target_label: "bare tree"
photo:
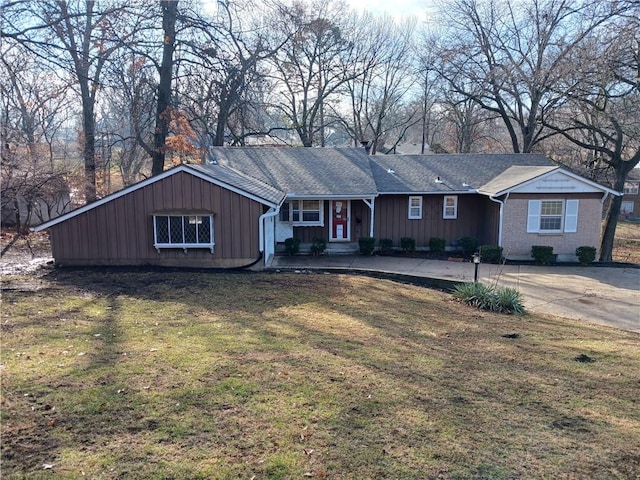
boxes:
[541,7,640,261]
[145,0,177,175]
[435,0,619,153]
[341,15,420,154]
[1,0,132,202]
[0,42,74,231]
[266,0,357,147]
[178,0,279,148]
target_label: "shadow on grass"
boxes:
[2,267,638,478]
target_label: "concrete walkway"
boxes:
[269,255,640,333]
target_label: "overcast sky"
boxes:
[346,0,435,20]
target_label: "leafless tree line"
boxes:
[1,0,638,259]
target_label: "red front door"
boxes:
[329,200,350,241]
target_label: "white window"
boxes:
[623,182,639,195]
[408,196,423,219]
[621,201,634,214]
[443,196,458,219]
[153,215,214,252]
[527,199,579,233]
[279,200,324,226]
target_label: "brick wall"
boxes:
[502,195,603,260]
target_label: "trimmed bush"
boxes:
[284,237,300,255]
[379,238,393,253]
[531,245,555,265]
[576,246,597,265]
[459,236,478,256]
[310,237,326,256]
[452,282,525,314]
[479,245,503,264]
[429,237,446,253]
[400,237,416,252]
[358,236,376,255]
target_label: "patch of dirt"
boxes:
[0,232,53,277]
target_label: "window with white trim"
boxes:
[279,200,324,226]
[408,196,422,219]
[443,196,458,219]
[153,215,214,252]
[621,200,634,214]
[623,182,639,195]
[527,199,579,233]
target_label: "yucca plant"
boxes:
[452,282,525,315]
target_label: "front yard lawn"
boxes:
[1,270,639,479]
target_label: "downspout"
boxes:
[259,205,281,265]
[488,192,509,247]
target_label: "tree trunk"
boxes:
[599,193,621,262]
[151,0,178,176]
[80,84,97,202]
[599,164,634,262]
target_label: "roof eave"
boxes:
[31,164,283,232]
[379,190,478,195]
[478,167,622,197]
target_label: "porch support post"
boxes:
[362,197,376,238]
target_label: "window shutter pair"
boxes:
[527,200,578,233]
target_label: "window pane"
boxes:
[303,200,319,210]
[198,218,211,243]
[293,211,300,222]
[302,211,320,222]
[445,197,455,207]
[279,202,290,221]
[445,207,456,217]
[410,207,420,217]
[410,197,421,207]
[541,201,562,216]
[169,216,183,243]
[184,217,197,243]
[156,216,169,243]
[540,217,562,230]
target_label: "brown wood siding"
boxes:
[374,194,499,248]
[49,171,267,267]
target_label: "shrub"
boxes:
[531,245,555,265]
[493,287,526,314]
[358,236,375,255]
[452,282,525,314]
[310,237,326,256]
[400,237,416,252]
[379,238,393,253]
[576,246,596,265]
[459,236,478,256]
[429,237,446,253]
[284,237,300,255]
[479,245,503,264]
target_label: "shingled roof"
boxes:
[190,163,285,205]
[477,165,559,196]
[208,147,378,197]
[369,153,555,194]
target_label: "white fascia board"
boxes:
[479,168,621,197]
[32,165,280,232]
[285,194,378,199]
[379,190,477,195]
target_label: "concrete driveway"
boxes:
[270,255,640,333]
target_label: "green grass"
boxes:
[1,270,639,479]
